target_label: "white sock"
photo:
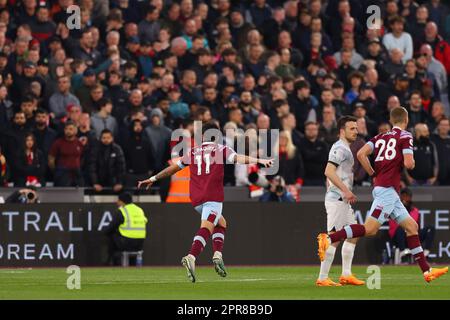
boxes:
[319,245,336,280]
[341,241,356,277]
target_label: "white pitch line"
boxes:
[88,278,291,285]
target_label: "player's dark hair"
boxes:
[202,121,220,134]
[201,121,220,142]
[337,116,357,130]
[390,107,408,125]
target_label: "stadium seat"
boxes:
[121,250,144,267]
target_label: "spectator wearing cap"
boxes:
[138,40,153,78]
[406,123,439,186]
[123,36,141,67]
[382,15,413,63]
[351,82,380,123]
[362,37,390,80]
[391,72,412,106]
[69,56,113,93]
[287,79,318,133]
[49,75,80,121]
[138,4,161,44]
[168,84,190,120]
[431,117,450,185]
[30,3,56,42]
[91,98,118,140]
[353,102,378,137]
[48,121,84,187]
[74,67,97,110]
[11,60,45,103]
[88,129,126,193]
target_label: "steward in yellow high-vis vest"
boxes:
[118,203,148,239]
[105,192,148,265]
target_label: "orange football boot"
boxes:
[339,274,365,286]
[424,267,448,283]
[316,278,342,287]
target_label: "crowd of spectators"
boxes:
[1,0,450,200]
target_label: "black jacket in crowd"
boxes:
[89,142,126,187]
[298,137,328,185]
[13,149,46,187]
[431,134,450,185]
[408,137,439,181]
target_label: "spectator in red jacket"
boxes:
[423,22,450,95]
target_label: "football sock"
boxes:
[341,241,356,277]
[212,226,226,253]
[407,234,430,273]
[329,224,366,243]
[318,245,336,280]
[189,227,211,258]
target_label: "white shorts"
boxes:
[194,201,223,226]
[325,199,357,232]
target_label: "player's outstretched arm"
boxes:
[324,162,357,204]
[234,154,274,168]
[357,144,375,177]
[137,162,182,190]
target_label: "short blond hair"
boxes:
[390,107,408,125]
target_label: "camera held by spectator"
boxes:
[260,176,295,202]
[5,188,39,204]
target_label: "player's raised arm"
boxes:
[234,154,274,168]
[357,143,375,177]
[137,161,183,190]
[324,162,356,204]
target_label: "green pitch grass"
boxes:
[0,266,449,300]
